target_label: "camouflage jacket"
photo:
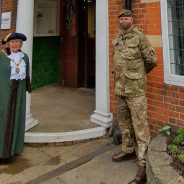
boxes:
[112,25,157,97]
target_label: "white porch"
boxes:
[16,0,113,143]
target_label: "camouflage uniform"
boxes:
[112,24,157,166]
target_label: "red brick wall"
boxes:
[0,0,16,49]
[109,0,184,136]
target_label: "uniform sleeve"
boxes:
[139,34,157,73]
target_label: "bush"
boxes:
[160,126,184,165]
[174,128,184,145]
[178,154,184,164]
[168,144,179,156]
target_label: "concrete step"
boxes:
[25,127,107,143]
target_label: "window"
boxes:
[34,0,59,36]
[161,0,184,86]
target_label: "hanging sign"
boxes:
[1,12,11,29]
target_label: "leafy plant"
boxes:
[166,127,184,174]
[159,125,171,136]
[168,144,179,156]
[174,128,184,144]
[178,154,184,164]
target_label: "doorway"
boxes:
[25,0,112,139]
[30,0,97,133]
[61,0,96,88]
[78,0,96,88]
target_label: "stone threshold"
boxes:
[24,127,107,144]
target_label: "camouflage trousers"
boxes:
[116,95,150,166]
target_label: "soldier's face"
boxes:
[119,17,133,30]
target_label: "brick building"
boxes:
[109,0,184,136]
[0,0,184,141]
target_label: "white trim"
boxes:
[90,0,113,127]
[16,0,38,130]
[161,0,184,86]
[24,127,106,143]
[25,113,38,131]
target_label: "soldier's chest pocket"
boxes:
[126,42,141,60]
[114,43,124,52]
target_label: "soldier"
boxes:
[112,9,157,183]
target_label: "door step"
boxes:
[25,127,106,144]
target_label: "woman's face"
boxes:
[8,39,22,53]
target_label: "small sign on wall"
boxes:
[1,12,11,29]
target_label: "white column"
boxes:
[16,0,38,131]
[90,0,113,128]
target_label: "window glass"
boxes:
[168,0,184,76]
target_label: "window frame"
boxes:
[160,0,184,86]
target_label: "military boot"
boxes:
[134,166,146,184]
[112,151,136,162]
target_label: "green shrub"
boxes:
[168,144,179,156]
[159,125,171,136]
[174,128,184,144]
[162,126,184,165]
[178,154,184,164]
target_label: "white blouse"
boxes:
[8,52,26,80]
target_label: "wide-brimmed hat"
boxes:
[2,32,27,44]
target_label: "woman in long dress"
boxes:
[0,32,31,160]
